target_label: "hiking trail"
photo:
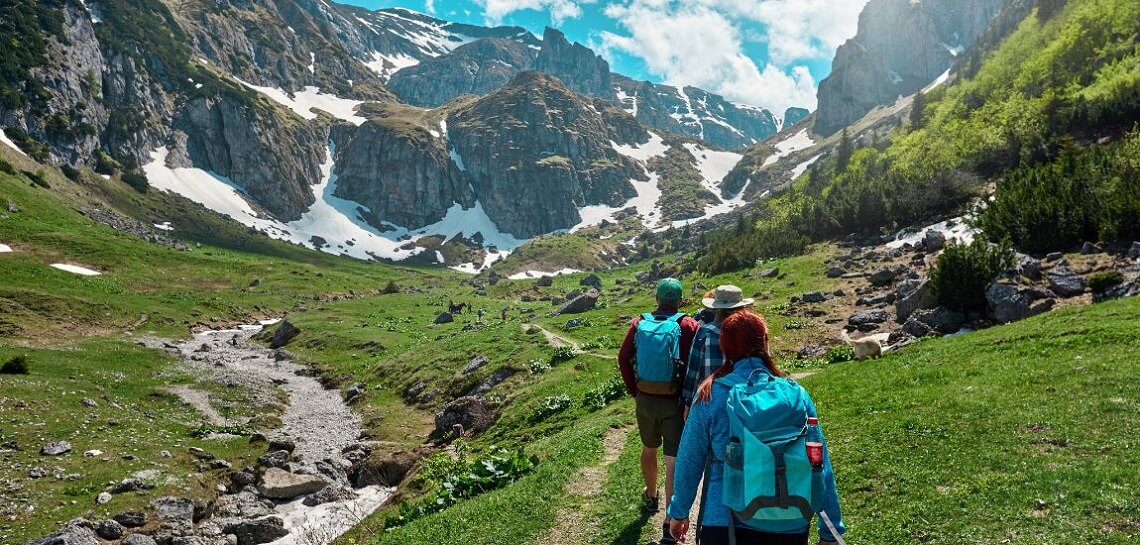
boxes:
[527,324,618,360]
[537,425,632,545]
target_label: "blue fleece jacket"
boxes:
[666,357,846,541]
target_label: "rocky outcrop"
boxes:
[986,274,1057,324]
[815,0,1011,135]
[554,289,600,315]
[449,72,643,237]
[26,518,100,545]
[257,468,328,499]
[783,107,810,128]
[330,105,474,229]
[388,39,538,107]
[435,396,496,436]
[612,75,779,150]
[535,28,615,101]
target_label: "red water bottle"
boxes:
[806,417,824,468]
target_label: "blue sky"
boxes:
[340,0,871,113]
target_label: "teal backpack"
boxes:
[634,312,685,395]
[718,369,824,527]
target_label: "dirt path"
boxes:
[538,425,632,545]
[527,324,618,360]
[162,385,227,425]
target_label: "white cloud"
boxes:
[424,0,435,14]
[599,2,821,113]
[474,0,593,25]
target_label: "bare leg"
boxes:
[664,455,677,514]
[641,446,659,498]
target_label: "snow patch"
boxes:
[924,69,951,93]
[307,52,315,74]
[762,129,816,167]
[0,130,27,157]
[790,154,823,181]
[507,269,580,280]
[682,143,741,187]
[886,215,977,249]
[611,133,669,163]
[272,485,393,545]
[365,52,419,81]
[0,243,12,253]
[51,264,102,276]
[234,78,366,125]
[154,222,174,231]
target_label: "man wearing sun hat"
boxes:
[618,278,700,544]
[680,285,754,415]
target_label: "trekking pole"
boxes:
[818,510,847,545]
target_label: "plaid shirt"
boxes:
[680,323,724,407]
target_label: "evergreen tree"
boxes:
[910,90,927,130]
[836,128,853,173]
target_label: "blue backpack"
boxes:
[718,369,824,526]
[634,312,685,395]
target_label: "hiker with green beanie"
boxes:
[618,278,700,544]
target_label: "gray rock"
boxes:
[534,27,615,100]
[344,383,366,402]
[921,230,946,252]
[113,511,147,528]
[267,437,295,454]
[433,312,454,324]
[82,398,98,408]
[94,520,124,540]
[801,292,827,303]
[231,471,256,489]
[869,268,897,287]
[272,349,294,362]
[28,467,48,479]
[553,289,599,315]
[435,396,496,437]
[848,309,890,326]
[257,450,290,469]
[302,485,356,507]
[1018,255,1042,280]
[1081,241,1099,255]
[758,268,780,278]
[96,492,112,504]
[579,273,602,288]
[151,496,195,536]
[463,355,490,374]
[1046,269,1086,297]
[905,307,967,337]
[111,478,154,493]
[1129,242,1140,259]
[222,517,289,545]
[214,490,275,519]
[536,276,554,287]
[1045,252,1064,262]
[122,535,159,545]
[266,320,301,349]
[825,267,847,278]
[352,449,423,488]
[388,38,537,108]
[41,441,72,456]
[26,519,99,545]
[895,280,938,323]
[986,278,1057,323]
[257,468,328,500]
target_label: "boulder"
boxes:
[848,309,889,327]
[223,517,289,545]
[435,396,496,436]
[1045,252,1064,262]
[801,292,827,303]
[986,277,1057,324]
[797,345,828,360]
[96,492,112,504]
[257,450,290,469]
[903,307,966,337]
[433,312,454,324]
[895,280,938,323]
[266,320,301,349]
[267,437,296,454]
[257,468,328,500]
[151,496,195,536]
[553,289,599,315]
[94,520,124,540]
[536,276,554,287]
[1080,241,1099,255]
[344,383,366,402]
[1046,269,1086,297]
[352,449,423,487]
[579,274,602,288]
[41,441,72,456]
[113,511,148,528]
[1017,255,1042,281]
[27,519,100,545]
[303,485,356,507]
[214,490,275,519]
[825,267,847,278]
[869,268,897,287]
[463,355,490,373]
[122,535,159,545]
[1129,241,1140,259]
[921,230,946,252]
[758,268,780,278]
[1096,278,1140,302]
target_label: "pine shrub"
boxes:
[930,239,1015,312]
[1,355,29,375]
[1088,271,1124,293]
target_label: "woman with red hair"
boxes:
[666,310,846,545]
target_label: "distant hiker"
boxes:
[617,278,699,545]
[668,311,846,545]
[500,307,508,321]
[681,285,754,418]
[477,307,485,323]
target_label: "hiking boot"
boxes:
[660,521,677,545]
[642,489,659,514]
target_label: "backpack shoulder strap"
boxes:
[641,312,655,322]
[669,312,686,323]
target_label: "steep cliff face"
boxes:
[387,39,538,107]
[613,75,779,150]
[815,0,1010,136]
[330,103,475,229]
[534,28,616,102]
[449,72,642,237]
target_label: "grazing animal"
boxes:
[449,302,466,315]
[841,329,883,360]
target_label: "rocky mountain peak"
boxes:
[387,38,538,107]
[534,27,616,102]
[815,0,1010,135]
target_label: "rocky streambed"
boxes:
[28,321,393,545]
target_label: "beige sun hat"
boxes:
[701,285,754,309]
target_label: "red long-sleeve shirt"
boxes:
[617,306,700,399]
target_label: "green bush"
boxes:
[0,158,14,175]
[529,395,572,422]
[189,423,251,438]
[94,150,119,175]
[582,377,626,411]
[1,355,30,374]
[1088,271,1125,293]
[22,169,49,188]
[122,171,149,193]
[60,164,82,182]
[549,346,577,365]
[527,359,551,375]
[930,239,1015,312]
[825,346,856,365]
[381,280,400,294]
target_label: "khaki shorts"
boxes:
[635,394,683,457]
